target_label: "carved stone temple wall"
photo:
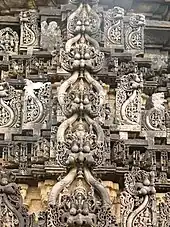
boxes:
[0,0,170,226]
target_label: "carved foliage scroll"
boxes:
[104,7,124,48]
[23,80,51,125]
[104,9,145,55]
[0,169,30,227]
[142,92,166,131]
[0,83,22,128]
[116,63,143,130]
[120,170,156,227]
[124,13,145,55]
[159,192,170,227]
[20,9,39,49]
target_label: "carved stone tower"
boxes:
[0,0,170,226]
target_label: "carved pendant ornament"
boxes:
[47,2,116,227]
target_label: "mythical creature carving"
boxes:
[125,13,145,55]
[143,92,166,131]
[0,27,19,54]
[116,64,143,129]
[23,79,51,125]
[20,10,39,50]
[0,82,22,128]
[120,170,156,227]
[104,7,124,48]
[41,21,62,52]
[0,169,30,227]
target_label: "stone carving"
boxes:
[120,170,156,227]
[66,2,101,38]
[0,83,22,128]
[111,140,127,166]
[69,0,99,5]
[47,2,116,226]
[159,192,170,227]
[143,92,166,131]
[31,137,50,164]
[125,13,145,55]
[20,9,39,50]
[23,79,51,125]
[116,63,143,130]
[48,177,116,227]
[3,142,20,168]
[0,169,30,226]
[104,7,124,48]
[3,143,29,174]
[0,27,19,54]
[41,21,62,52]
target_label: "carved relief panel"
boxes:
[20,9,40,51]
[23,80,52,133]
[41,20,62,52]
[0,83,22,139]
[124,13,145,55]
[120,170,157,227]
[115,62,143,131]
[0,27,19,54]
[104,7,124,49]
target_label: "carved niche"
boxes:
[0,169,30,227]
[120,169,157,227]
[47,1,117,227]
[0,27,19,54]
[104,7,124,49]
[20,10,39,50]
[115,62,143,131]
[23,80,51,127]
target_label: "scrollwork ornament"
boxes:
[104,7,124,48]
[125,13,145,55]
[120,169,156,227]
[143,92,166,131]
[23,80,51,124]
[0,169,30,227]
[116,69,143,128]
[20,9,39,49]
[0,83,22,128]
